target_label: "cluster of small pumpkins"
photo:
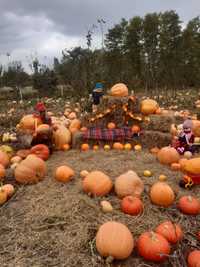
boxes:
[80,142,142,152]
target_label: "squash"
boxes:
[183,158,200,175]
[104,145,110,151]
[150,182,175,207]
[113,142,124,150]
[158,175,167,182]
[96,221,134,259]
[143,170,152,177]
[107,122,116,129]
[100,201,113,213]
[187,250,200,267]
[14,155,46,184]
[140,99,159,115]
[110,83,128,97]
[82,171,113,196]
[178,195,200,215]
[157,147,180,165]
[2,184,14,198]
[137,231,170,262]
[55,165,74,183]
[30,144,50,161]
[115,170,144,198]
[53,126,71,150]
[155,221,183,244]
[0,164,6,180]
[121,196,143,215]
[0,151,9,168]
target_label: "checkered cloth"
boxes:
[82,127,137,141]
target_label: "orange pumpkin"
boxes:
[55,166,74,183]
[115,170,144,198]
[81,143,90,151]
[171,163,181,171]
[131,125,140,134]
[96,221,134,259]
[178,195,200,215]
[30,144,50,161]
[183,158,200,175]
[62,144,70,151]
[179,158,188,171]
[93,145,99,151]
[16,149,31,159]
[2,184,14,198]
[107,122,116,129]
[0,187,7,205]
[0,151,9,168]
[0,164,5,180]
[192,120,200,137]
[36,124,50,134]
[155,221,183,244]
[137,231,170,262]
[15,155,46,184]
[187,250,200,267]
[157,147,180,165]
[82,171,113,196]
[140,99,159,115]
[124,143,132,150]
[121,196,143,215]
[53,126,71,150]
[113,142,124,150]
[80,127,88,132]
[150,182,175,207]
[110,83,128,97]
[19,114,42,132]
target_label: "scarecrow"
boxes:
[92,82,104,113]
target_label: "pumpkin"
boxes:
[69,119,81,132]
[124,143,132,150]
[194,137,200,143]
[178,195,200,215]
[104,145,110,151]
[100,200,113,213]
[179,158,188,171]
[30,144,50,161]
[184,151,192,159]
[155,221,183,244]
[80,170,89,178]
[96,221,134,259]
[157,147,180,165]
[55,165,74,183]
[0,164,5,180]
[0,151,9,168]
[19,114,42,131]
[134,144,142,151]
[150,182,175,207]
[192,120,200,137]
[93,145,99,151]
[53,126,71,150]
[183,158,200,175]
[62,144,70,151]
[81,143,90,151]
[107,122,116,129]
[110,83,128,97]
[10,156,22,164]
[82,171,113,196]
[140,99,159,115]
[131,125,140,134]
[187,250,200,267]
[80,127,88,132]
[171,163,181,171]
[68,112,77,120]
[143,170,152,177]
[158,175,167,182]
[0,187,7,205]
[0,145,14,159]
[121,196,143,215]
[137,231,170,262]
[113,142,124,150]
[2,184,14,198]
[150,147,160,155]
[16,149,31,159]
[36,124,50,134]
[115,170,144,198]
[15,155,46,184]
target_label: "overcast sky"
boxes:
[0,0,200,72]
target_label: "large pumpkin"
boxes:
[140,99,159,115]
[183,158,200,175]
[187,250,200,267]
[14,155,46,184]
[150,182,175,207]
[155,221,183,244]
[96,221,134,259]
[192,120,200,137]
[115,170,144,198]
[137,231,171,262]
[157,147,180,165]
[30,144,50,161]
[19,114,42,132]
[0,151,9,168]
[82,171,113,196]
[110,83,128,97]
[53,126,71,150]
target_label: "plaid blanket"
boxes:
[82,127,138,141]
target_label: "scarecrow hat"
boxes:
[93,82,103,92]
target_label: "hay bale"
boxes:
[141,114,175,132]
[141,130,171,148]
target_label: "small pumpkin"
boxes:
[0,187,7,205]
[53,126,71,150]
[124,143,132,150]
[80,170,89,178]
[150,182,175,207]
[131,125,140,134]
[96,221,134,259]
[0,151,9,168]
[93,145,99,151]
[30,144,50,161]
[104,145,110,151]
[107,122,116,129]
[140,99,159,115]
[158,175,167,182]
[187,250,200,267]
[178,195,200,215]
[113,142,124,150]
[137,231,170,262]
[100,200,113,213]
[143,170,152,177]
[157,146,180,165]
[115,170,144,199]
[110,83,128,97]
[62,144,70,151]
[81,143,90,151]
[82,171,113,196]
[121,196,143,215]
[0,164,6,180]
[171,163,181,171]
[155,221,183,244]
[184,151,192,159]
[134,144,142,151]
[55,165,74,183]
[2,184,14,198]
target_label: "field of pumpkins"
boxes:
[0,84,199,267]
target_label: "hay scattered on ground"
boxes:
[0,150,199,267]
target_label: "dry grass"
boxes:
[0,150,199,267]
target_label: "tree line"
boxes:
[0,10,200,97]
